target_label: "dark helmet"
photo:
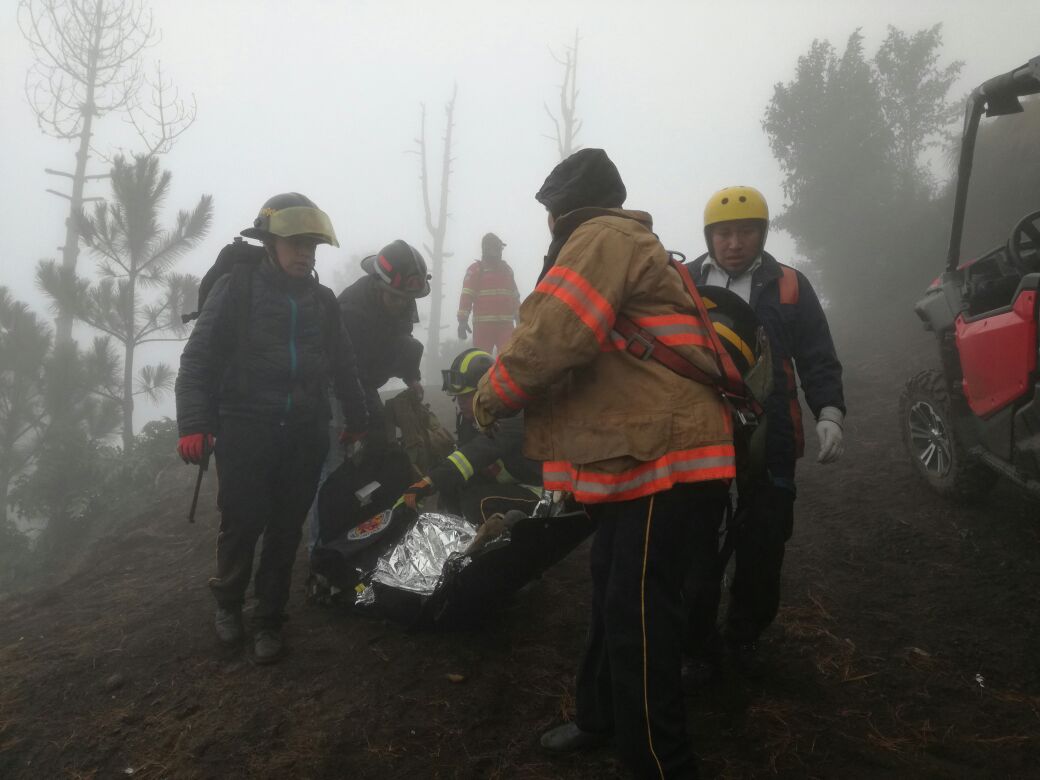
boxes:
[442,348,494,396]
[360,240,431,298]
[481,232,506,259]
[240,192,339,247]
[698,285,765,378]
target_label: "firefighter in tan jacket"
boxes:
[473,149,732,780]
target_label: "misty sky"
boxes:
[1,0,1038,427]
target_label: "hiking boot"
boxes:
[253,629,283,664]
[540,722,611,754]
[214,607,243,645]
[729,639,765,679]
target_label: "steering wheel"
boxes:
[1008,208,1040,271]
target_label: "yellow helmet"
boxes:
[703,186,769,227]
[703,186,769,258]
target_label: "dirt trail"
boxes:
[2,336,1039,779]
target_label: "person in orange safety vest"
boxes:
[456,232,520,353]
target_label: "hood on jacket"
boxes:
[539,207,652,283]
[535,148,627,218]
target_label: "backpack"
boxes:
[183,237,342,394]
[182,237,265,325]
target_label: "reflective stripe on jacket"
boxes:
[427,415,540,492]
[457,260,520,323]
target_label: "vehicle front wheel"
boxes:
[899,369,996,501]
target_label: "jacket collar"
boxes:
[689,251,784,308]
[555,206,652,233]
[701,254,763,281]
[540,207,653,282]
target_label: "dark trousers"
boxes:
[726,486,795,643]
[211,417,329,629]
[576,481,728,780]
[684,485,795,649]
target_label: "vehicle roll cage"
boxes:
[947,56,1040,272]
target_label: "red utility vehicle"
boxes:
[900,55,1040,499]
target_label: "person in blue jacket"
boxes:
[684,185,846,678]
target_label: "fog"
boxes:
[1,0,1037,430]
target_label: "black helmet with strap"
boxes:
[360,240,431,298]
[442,348,494,396]
[240,192,339,247]
[697,286,763,378]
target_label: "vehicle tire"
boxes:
[899,369,996,501]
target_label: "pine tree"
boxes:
[38,155,211,454]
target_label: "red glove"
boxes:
[401,476,435,510]
[339,430,367,445]
[177,433,214,464]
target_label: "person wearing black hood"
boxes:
[175,193,369,664]
[471,149,733,779]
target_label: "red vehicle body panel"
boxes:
[955,291,1038,417]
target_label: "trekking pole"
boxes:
[187,438,212,524]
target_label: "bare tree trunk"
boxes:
[24,0,193,344]
[545,30,583,161]
[416,85,457,372]
[55,0,104,344]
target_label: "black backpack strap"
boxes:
[228,262,254,396]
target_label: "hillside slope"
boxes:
[2,340,1039,779]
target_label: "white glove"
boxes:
[816,406,844,464]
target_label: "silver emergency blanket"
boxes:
[368,511,477,596]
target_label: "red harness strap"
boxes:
[612,259,763,419]
[778,265,799,305]
[611,316,719,386]
[672,260,749,396]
